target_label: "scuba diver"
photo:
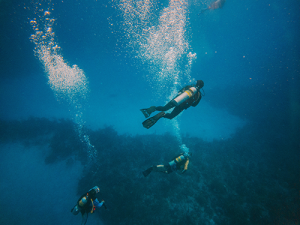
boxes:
[71,186,106,225]
[140,80,204,129]
[200,0,226,14]
[143,152,190,177]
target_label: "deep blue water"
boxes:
[0,0,299,224]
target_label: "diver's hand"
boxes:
[102,200,107,210]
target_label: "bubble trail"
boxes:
[29,2,97,162]
[118,0,197,151]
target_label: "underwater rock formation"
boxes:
[0,117,299,224]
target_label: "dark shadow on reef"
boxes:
[0,117,87,164]
[0,117,299,224]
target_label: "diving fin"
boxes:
[143,167,153,177]
[140,106,156,118]
[142,112,165,129]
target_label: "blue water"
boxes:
[0,0,299,224]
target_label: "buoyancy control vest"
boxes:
[168,154,187,171]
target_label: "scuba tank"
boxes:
[173,87,197,106]
[79,196,88,207]
[175,155,185,163]
[71,195,88,216]
[169,154,186,171]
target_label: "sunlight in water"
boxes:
[118,0,196,96]
[118,0,197,149]
[29,3,96,161]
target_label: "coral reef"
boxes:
[0,118,299,224]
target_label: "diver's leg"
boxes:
[142,100,176,118]
[155,100,176,111]
[164,106,184,119]
[153,165,169,173]
[140,106,156,118]
[81,213,88,225]
[165,164,174,174]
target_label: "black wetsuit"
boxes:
[76,190,98,225]
[77,190,97,215]
[154,153,190,174]
[155,85,202,119]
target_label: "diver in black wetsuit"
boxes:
[140,80,204,129]
[143,152,190,177]
[71,186,106,225]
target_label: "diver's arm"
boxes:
[182,158,189,173]
[93,199,104,208]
